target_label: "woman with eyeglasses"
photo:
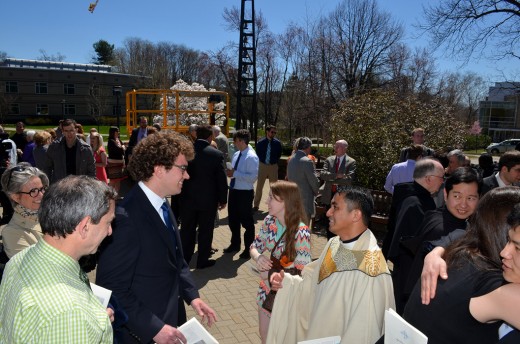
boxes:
[0,163,49,258]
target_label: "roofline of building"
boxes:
[0,58,149,78]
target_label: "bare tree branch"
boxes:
[421,0,520,62]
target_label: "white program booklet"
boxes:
[90,282,112,308]
[178,317,219,344]
[298,336,341,344]
[384,308,428,344]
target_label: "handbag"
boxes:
[106,158,126,179]
[261,235,301,312]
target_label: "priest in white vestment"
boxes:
[266,187,395,344]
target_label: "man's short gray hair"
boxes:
[447,149,466,165]
[297,137,312,150]
[189,124,198,133]
[212,125,221,135]
[413,159,440,179]
[336,139,348,148]
[39,175,117,238]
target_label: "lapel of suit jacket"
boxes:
[166,204,184,264]
[134,186,178,258]
[340,155,347,173]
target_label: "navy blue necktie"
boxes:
[230,152,242,189]
[266,140,271,164]
[161,201,177,248]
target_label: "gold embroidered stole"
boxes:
[318,232,390,283]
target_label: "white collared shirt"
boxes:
[138,181,169,226]
[496,172,509,187]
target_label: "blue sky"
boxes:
[0,0,516,84]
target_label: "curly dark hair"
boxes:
[127,131,194,182]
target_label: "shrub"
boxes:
[464,134,492,150]
[330,90,467,190]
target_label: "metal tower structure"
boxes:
[236,0,258,142]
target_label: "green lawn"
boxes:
[4,125,130,140]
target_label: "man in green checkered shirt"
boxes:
[0,176,116,343]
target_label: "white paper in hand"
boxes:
[90,283,112,308]
[178,317,219,344]
[298,336,341,344]
[384,308,427,344]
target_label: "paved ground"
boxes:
[180,182,329,344]
[85,180,328,344]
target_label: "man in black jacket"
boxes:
[180,125,228,269]
[381,158,445,313]
[481,150,520,195]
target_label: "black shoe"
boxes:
[239,250,250,259]
[196,260,216,269]
[210,248,219,256]
[223,246,240,254]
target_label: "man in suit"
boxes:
[398,128,433,163]
[44,118,95,184]
[180,125,228,269]
[96,131,217,344]
[188,124,198,144]
[287,137,319,223]
[481,150,520,195]
[319,139,356,207]
[224,129,259,259]
[212,125,229,161]
[253,124,283,211]
[125,116,148,162]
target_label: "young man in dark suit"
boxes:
[96,131,216,344]
[481,150,520,196]
[180,125,228,269]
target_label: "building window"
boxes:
[64,83,75,95]
[9,104,20,115]
[36,104,49,115]
[35,82,48,94]
[64,104,76,116]
[5,81,18,93]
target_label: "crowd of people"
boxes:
[0,119,519,343]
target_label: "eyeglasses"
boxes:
[6,166,26,189]
[269,131,277,135]
[18,186,47,198]
[172,164,188,175]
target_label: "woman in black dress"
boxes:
[403,187,520,344]
[106,126,126,192]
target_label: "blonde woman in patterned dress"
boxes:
[249,180,312,344]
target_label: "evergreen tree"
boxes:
[92,39,115,65]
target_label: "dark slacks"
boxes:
[228,189,255,250]
[180,207,217,265]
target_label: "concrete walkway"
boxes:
[182,182,328,343]
[83,180,328,344]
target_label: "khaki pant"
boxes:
[254,162,279,208]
